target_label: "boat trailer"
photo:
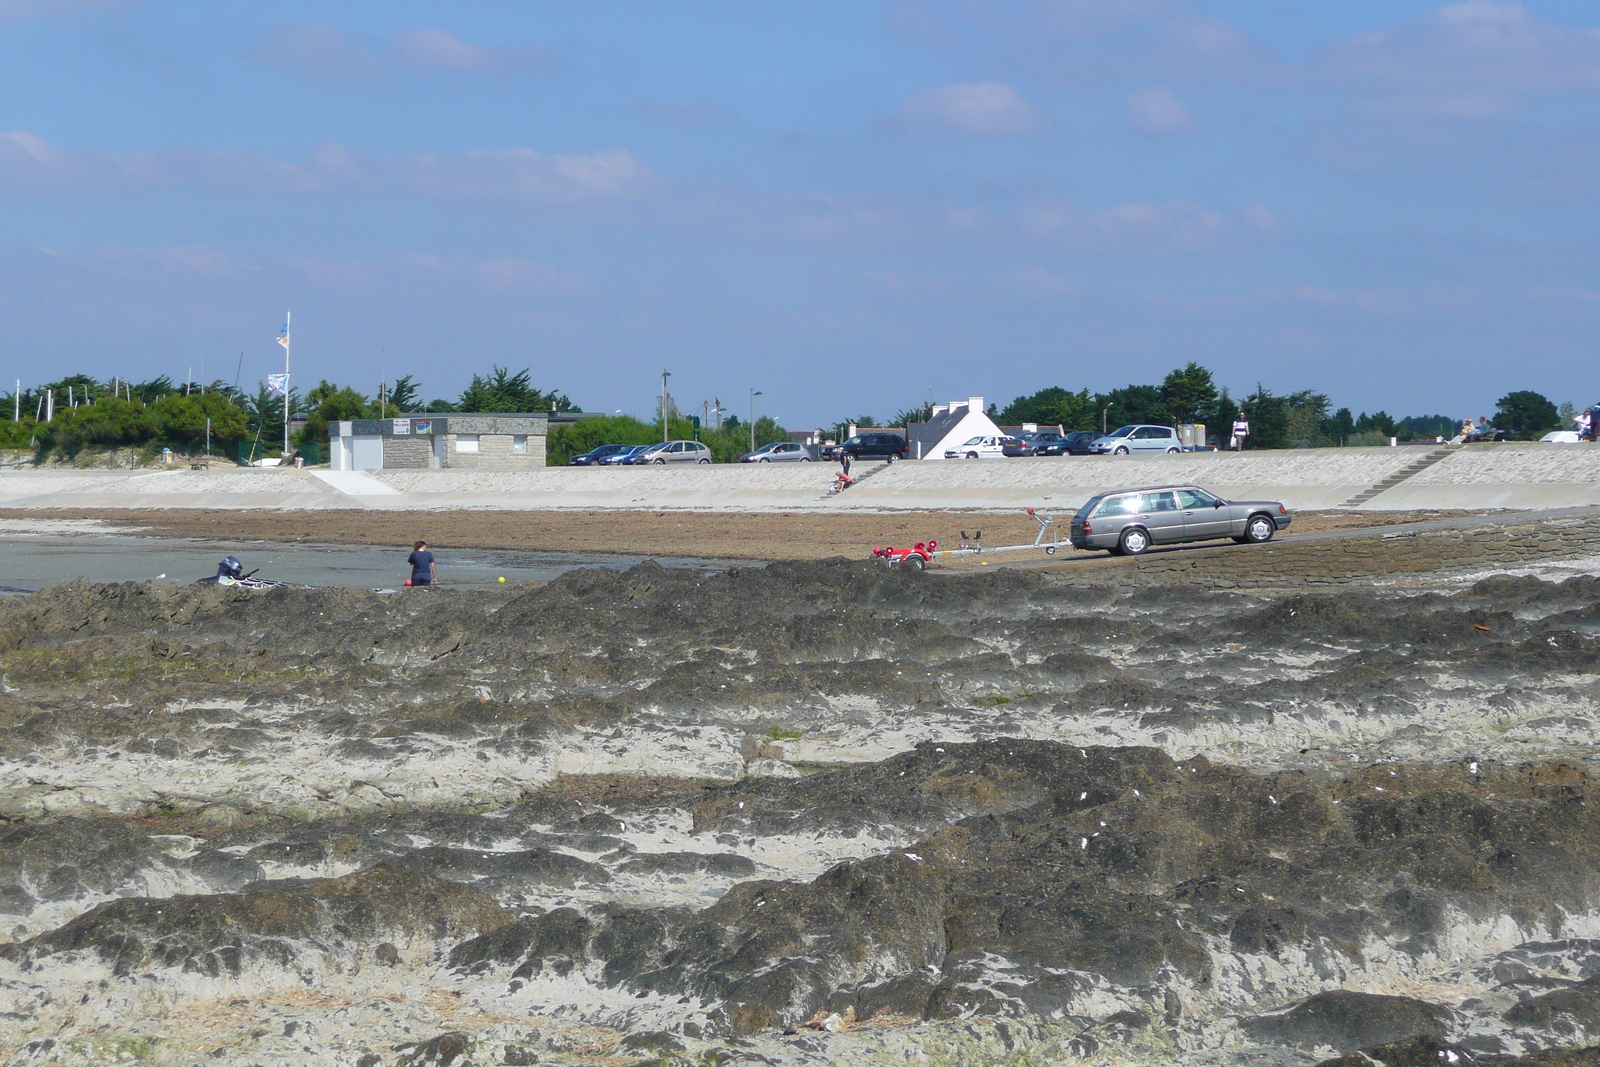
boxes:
[874,508,1065,570]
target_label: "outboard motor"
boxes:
[217,556,244,581]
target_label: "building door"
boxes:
[352,436,383,470]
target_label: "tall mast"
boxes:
[282,310,291,456]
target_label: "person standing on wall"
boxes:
[407,540,437,587]
[1231,416,1250,451]
[1589,402,1600,442]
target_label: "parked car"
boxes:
[631,440,714,464]
[1069,484,1292,556]
[1002,431,1066,457]
[825,433,909,462]
[1541,431,1584,444]
[601,445,650,465]
[740,441,812,462]
[569,444,635,466]
[1040,430,1100,456]
[1088,425,1183,455]
[945,435,1011,459]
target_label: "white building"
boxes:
[905,397,1006,460]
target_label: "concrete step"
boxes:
[1339,448,1454,508]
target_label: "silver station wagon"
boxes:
[1069,484,1292,556]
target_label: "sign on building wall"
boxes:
[393,419,410,435]
[414,420,433,434]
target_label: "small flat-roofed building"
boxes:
[331,413,558,470]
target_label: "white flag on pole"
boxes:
[266,373,288,395]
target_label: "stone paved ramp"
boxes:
[1,443,1597,512]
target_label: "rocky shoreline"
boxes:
[5,561,1600,1065]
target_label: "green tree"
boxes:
[1211,388,1239,438]
[1093,384,1171,432]
[1492,390,1560,440]
[1160,363,1219,424]
[150,393,247,451]
[1282,390,1331,446]
[546,415,661,465]
[295,381,370,450]
[891,401,934,427]
[1394,414,1457,442]
[457,366,576,413]
[42,396,152,449]
[1239,384,1289,450]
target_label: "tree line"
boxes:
[844,365,1564,448]
[0,366,580,458]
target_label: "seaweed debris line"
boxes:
[5,561,1600,1065]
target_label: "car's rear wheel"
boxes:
[1243,514,1275,544]
[1118,527,1150,556]
[1167,447,1181,453]
[698,458,711,464]
[886,453,897,463]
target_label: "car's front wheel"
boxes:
[758,457,769,463]
[967,451,979,459]
[1118,527,1150,556]
[1242,514,1275,544]
[1114,446,1130,455]
[653,458,667,464]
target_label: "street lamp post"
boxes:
[749,389,763,453]
[661,370,671,443]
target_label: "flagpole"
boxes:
[282,310,291,457]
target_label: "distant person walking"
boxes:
[407,540,437,587]
[1230,416,1250,451]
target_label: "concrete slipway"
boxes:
[0,443,1598,513]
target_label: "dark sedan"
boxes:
[1039,430,1100,456]
[569,444,636,466]
[822,433,909,462]
[1002,431,1066,457]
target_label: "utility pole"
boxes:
[749,388,763,453]
[281,310,291,457]
[661,370,671,442]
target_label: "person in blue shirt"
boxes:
[407,541,437,586]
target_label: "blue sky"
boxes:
[2,1,1599,425]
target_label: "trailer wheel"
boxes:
[900,554,926,571]
[1045,545,1057,555]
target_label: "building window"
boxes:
[512,435,527,452]
[455,435,480,453]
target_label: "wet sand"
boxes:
[0,507,1498,562]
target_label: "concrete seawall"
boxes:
[0,443,1596,512]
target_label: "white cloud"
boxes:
[1324,2,1600,118]
[898,81,1044,136]
[1126,87,1193,132]
[254,23,555,79]
[1019,198,1280,253]
[0,131,652,203]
